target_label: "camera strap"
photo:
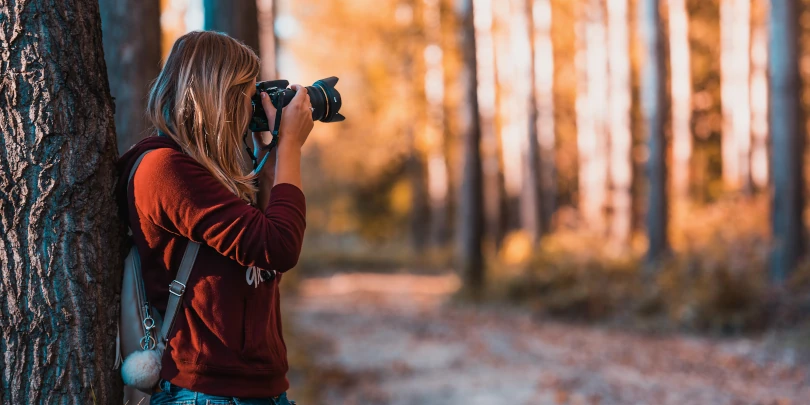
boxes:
[250,91,286,175]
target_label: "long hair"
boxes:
[147,31,260,203]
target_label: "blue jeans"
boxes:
[149,379,297,405]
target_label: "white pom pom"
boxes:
[121,348,163,392]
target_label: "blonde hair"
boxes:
[147,31,260,203]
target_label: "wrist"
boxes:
[277,139,302,156]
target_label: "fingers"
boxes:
[289,84,311,109]
[259,92,277,115]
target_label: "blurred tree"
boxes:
[523,0,557,242]
[422,0,451,246]
[258,0,279,79]
[638,0,668,264]
[750,0,769,190]
[769,0,805,283]
[204,0,260,52]
[607,0,633,246]
[457,0,486,298]
[474,0,508,249]
[720,0,752,193]
[576,0,609,234]
[668,0,693,199]
[100,0,162,153]
[0,0,123,403]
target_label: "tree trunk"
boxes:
[523,0,556,242]
[750,0,769,190]
[638,0,668,264]
[606,0,633,246]
[0,1,123,403]
[204,0,261,53]
[423,0,451,246]
[100,0,162,154]
[668,0,692,199]
[257,0,279,80]
[473,0,507,250]
[769,0,805,284]
[457,0,485,299]
[576,0,609,234]
[720,0,752,193]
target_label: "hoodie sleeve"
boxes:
[132,149,306,272]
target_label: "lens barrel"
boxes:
[249,77,345,133]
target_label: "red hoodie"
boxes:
[116,136,306,397]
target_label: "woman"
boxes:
[115,31,312,405]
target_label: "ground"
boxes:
[287,273,810,405]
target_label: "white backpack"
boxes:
[113,150,200,402]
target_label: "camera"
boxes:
[249,76,345,133]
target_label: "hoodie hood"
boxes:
[116,136,183,227]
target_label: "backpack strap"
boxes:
[127,149,201,346]
[160,240,199,344]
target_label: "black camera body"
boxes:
[249,76,345,134]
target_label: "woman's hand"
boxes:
[264,84,313,149]
[255,84,312,191]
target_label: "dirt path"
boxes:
[289,273,810,405]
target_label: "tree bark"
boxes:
[769,0,805,284]
[638,0,668,265]
[100,0,162,154]
[0,1,123,403]
[204,0,261,53]
[457,0,485,299]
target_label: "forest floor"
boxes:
[286,272,810,405]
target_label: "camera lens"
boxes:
[309,77,345,123]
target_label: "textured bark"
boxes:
[457,0,485,299]
[769,0,805,283]
[204,0,261,53]
[0,0,123,404]
[100,0,162,153]
[638,0,668,264]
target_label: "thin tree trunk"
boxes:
[257,0,279,80]
[769,0,805,283]
[523,0,556,242]
[606,0,633,246]
[576,0,609,234]
[0,1,123,403]
[750,0,769,190]
[668,0,692,199]
[638,0,668,265]
[204,0,261,53]
[720,0,752,192]
[423,0,451,246]
[473,0,507,250]
[457,0,485,299]
[100,0,162,154]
